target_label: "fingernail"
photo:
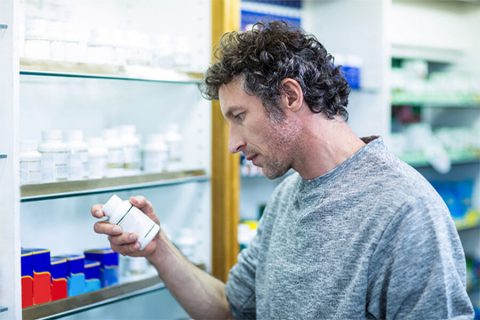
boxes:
[136,242,141,250]
[129,234,137,241]
[112,225,122,233]
[95,210,103,216]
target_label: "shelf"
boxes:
[400,151,480,168]
[391,98,480,109]
[20,58,203,84]
[21,169,208,202]
[22,275,164,320]
[391,43,463,64]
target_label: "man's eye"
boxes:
[234,113,245,121]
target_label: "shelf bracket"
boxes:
[0,153,7,159]
[0,306,8,313]
[0,24,8,30]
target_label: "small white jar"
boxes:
[64,130,89,180]
[19,140,42,185]
[38,129,69,182]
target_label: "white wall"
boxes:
[391,0,471,52]
[302,0,391,138]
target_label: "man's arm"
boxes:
[92,196,234,320]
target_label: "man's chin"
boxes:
[262,167,289,180]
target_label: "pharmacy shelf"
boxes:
[400,151,480,168]
[391,99,480,109]
[20,59,203,84]
[21,169,208,202]
[22,275,164,320]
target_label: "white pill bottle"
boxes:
[103,194,160,250]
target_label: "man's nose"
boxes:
[228,128,245,154]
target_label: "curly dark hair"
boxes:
[202,21,350,121]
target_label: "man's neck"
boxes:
[292,116,366,180]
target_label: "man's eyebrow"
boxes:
[225,106,244,119]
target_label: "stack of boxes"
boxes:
[21,248,119,308]
[84,260,101,292]
[21,249,51,307]
[84,248,120,287]
[56,254,86,296]
[21,250,33,308]
[50,257,68,301]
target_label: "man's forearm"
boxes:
[148,230,233,319]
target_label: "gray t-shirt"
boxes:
[225,137,474,319]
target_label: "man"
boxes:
[92,22,474,319]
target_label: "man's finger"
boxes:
[93,221,122,235]
[91,204,105,218]
[130,196,155,216]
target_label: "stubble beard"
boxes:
[261,116,300,179]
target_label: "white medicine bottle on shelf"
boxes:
[164,124,183,171]
[143,133,168,173]
[19,140,42,185]
[175,228,198,263]
[102,194,160,250]
[87,137,108,179]
[38,129,69,182]
[103,128,124,177]
[117,125,141,175]
[64,130,88,180]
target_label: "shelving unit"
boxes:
[21,169,208,201]
[400,151,480,168]
[392,100,480,109]
[20,59,204,85]
[22,276,165,320]
[0,0,243,318]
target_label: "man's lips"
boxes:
[246,154,257,161]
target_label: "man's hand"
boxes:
[91,195,160,258]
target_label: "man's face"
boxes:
[219,78,300,179]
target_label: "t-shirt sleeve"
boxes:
[366,198,474,319]
[225,218,265,319]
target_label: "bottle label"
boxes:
[116,205,157,242]
[41,151,68,182]
[88,157,106,179]
[143,150,168,173]
[123,146,140,170]
[20,160,42,185]
[107,147,123,167]
[69,150,89,179]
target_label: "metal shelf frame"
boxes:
[21,170,209,202]
[22,276,164,320]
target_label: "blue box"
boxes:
[84,249,119,287]
[55,254,85,296]
[21,249,34,308]
[84,260,101,292]
[22,248,51,304]
[50,257,68,300]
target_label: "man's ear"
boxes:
[281,78,303,112]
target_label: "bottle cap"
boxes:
[117,125,136,135]
[42,129,62,141]
[64,129,84,142]
[20,140,38,152]
[103,194,122,217]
